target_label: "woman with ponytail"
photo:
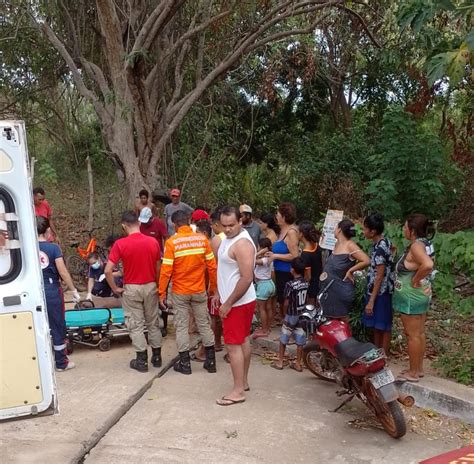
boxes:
[299,221,323,305]
[393,214,435,383]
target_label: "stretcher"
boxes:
[65,301,128,353]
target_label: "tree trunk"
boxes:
[86,156,94,230]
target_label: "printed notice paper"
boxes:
[319,209,344,250]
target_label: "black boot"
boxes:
[151,347,162,368]
[130,350,148,372]
[203,345,216,373]
[173,351,192,375]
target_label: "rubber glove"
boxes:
[72,289,81,303]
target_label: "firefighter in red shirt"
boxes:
[105,211,162,373]
[159,210,217,375]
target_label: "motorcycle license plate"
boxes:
[370,369,395,389]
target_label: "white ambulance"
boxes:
[0,120,58,420]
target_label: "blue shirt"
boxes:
[273,239,291,272]
[39,241,62,287]
[88,263,114,297]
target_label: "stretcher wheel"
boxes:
[98,337,111,351]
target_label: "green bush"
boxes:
[365,107,462,221]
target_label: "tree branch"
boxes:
[158,9,231,72]
[131,0,186,54]
[247,14,331,53]
[80,59,111,101]
[37,22,95,103]
[335,4,382,48]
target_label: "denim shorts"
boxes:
[280,314,306,346]
[255,279,276,301]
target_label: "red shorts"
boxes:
[222,300,256,345]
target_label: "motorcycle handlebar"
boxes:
[318,278,335,302]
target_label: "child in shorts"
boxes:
[252,238,276,339]
[271,257,309,372]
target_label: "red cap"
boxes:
[191,209,210,222]
[170,188,181,197]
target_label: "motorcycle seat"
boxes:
[334,337,378,367]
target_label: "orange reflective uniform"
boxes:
[159,225,217,299]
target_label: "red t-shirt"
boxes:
[35,200,52,218]
[108,232,161,285]
[139,218,167,252]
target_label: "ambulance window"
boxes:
[0,188,22,284]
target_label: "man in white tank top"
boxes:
[212,206,256,406]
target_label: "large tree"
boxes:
[2,0,381,195]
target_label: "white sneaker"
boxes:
[56,361,76,372]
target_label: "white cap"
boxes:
[138,207,153,223]
[239,204,252,214]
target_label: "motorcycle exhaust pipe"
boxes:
[398,393,415,407]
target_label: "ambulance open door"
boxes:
[0,120,58,420]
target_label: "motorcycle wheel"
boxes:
[365,382,407,438]
[303,342,338,383]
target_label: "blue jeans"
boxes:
[280,314,306,346]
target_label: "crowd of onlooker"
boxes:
[33,186,435,403]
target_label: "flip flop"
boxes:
[270,362,284,370]
[190,353,205,362]
[223,353,230,364]
[290,363,303,372]
[252,331,268,340]
[216,397,246,406]
[395,374,419,383]
[215,346,223,352]
[244,387,250,392]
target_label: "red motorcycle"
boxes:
[300,280,413,439]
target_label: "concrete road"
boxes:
[0,337,176,463]
[85,350,461,464]
[0,339,467,464]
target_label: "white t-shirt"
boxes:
[217,229,256,306]
[255,257,272,280]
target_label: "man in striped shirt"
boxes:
[159,210,217,375]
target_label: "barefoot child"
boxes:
[252,238,276,339]
[271,257,309,372]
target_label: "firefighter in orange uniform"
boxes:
[159,210,217,375]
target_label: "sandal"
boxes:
[290,363,303,372]
[270,362,284,370]
[215,346,223,352]
[216,396,246,406]
[223,353,230,364]
[190,353,205,362]
[395,374,419,383]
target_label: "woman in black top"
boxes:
[319,220,370,320]
[299,221,323,304]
